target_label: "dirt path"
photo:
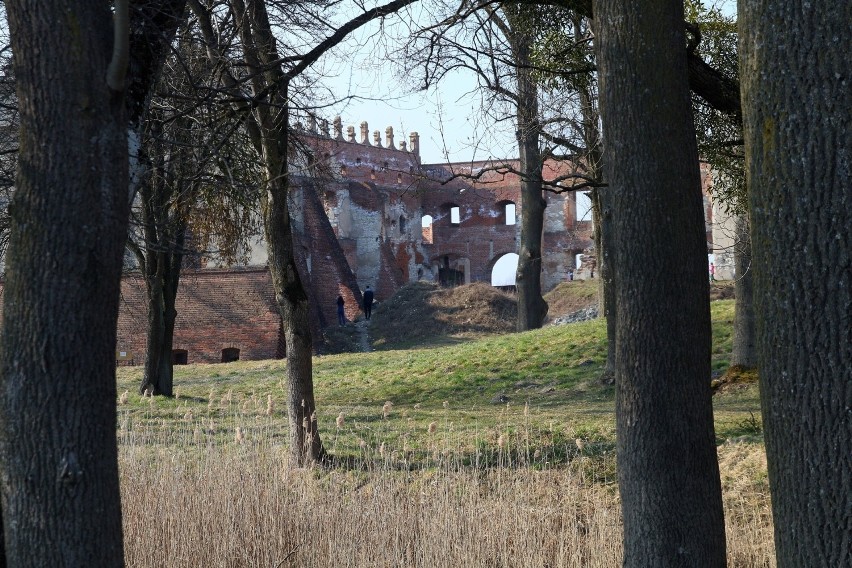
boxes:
[354,319,372,352]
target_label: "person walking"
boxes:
[362,285,374,321]
[336,295,346,325]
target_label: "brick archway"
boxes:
[489,252,519,286]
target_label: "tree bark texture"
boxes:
[265,188,326,464]
[730,214,756,368]
[508,18,548,331]
[592,0,727,565]
[739,0,851,564]
[0,2,128,565]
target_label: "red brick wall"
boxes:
[116,268,283,365]
[297,179,364,325]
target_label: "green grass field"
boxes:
[116,299,758,463]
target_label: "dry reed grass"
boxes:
[120,421,774,567]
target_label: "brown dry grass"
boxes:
[118,296,774,566]
[370,281,517,348]
[713,365,760,394]
[120,428,774,567]
[542,280,599,322]
[710,281,736,301]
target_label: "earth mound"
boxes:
[370,281,517,348]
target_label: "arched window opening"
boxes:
[450,206,460,225]
[172,349,188,365]
[421,214,434,244]
[491,253,519,287]
[399,215,407,234]
[221,348,240,363]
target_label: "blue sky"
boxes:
[317,0,737,165]
[318,4,517,165]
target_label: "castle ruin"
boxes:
[111,118,715,364]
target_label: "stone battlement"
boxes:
[295,115,420,156]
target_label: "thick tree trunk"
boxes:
[158,248,182,395]
[126,4,189,395]
[592,0,727,565]
[515,137,548,331]
[511,24,548,331]
[237,0,326,466]
[730,214,755,368]
[739,1,850,565]
[0,2,128,565]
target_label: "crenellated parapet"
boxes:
[296,115,420,158]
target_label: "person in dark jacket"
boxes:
[362,285,374,320]
[336,295,346,325]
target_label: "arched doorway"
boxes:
[491,253,519,286]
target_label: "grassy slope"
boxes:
[117,299,759,461]
[542,279,600,320]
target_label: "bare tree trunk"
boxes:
[730,213,755,368]
[740,1,850,565]
[142,250,168,394]
[515,134,548,331]
[138,151,186,397]
[190,0,414,465]
[0,2,128,564]
[592,0,727,564]
[238,0,326,465]
[508,14,548,331]
[572,20,615,380]
[577,14,606,324]
[594,187,617,381]
[158,246,183,394]
[263,131,325,464]
[140,236,183,396]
